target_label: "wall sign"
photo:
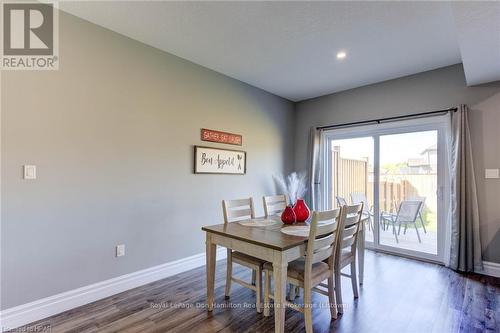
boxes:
[194,146,246,175]
[201,128,242,146]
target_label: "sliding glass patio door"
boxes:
[327,136,375,245]
[323,117,448,262]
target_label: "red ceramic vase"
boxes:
[293,199,310,222]
[281,205,296,224]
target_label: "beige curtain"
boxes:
[307,127,323,211]
[448,105,483,272]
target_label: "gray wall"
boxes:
[1,13,294,309]
[295,64,500,263]
[469,93,500,263]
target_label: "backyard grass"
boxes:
[422,209,437,232]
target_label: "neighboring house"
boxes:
[406,158,433,174]
[421,144,438,172]
[394,144,438,175]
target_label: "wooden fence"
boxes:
[332,148,437,213]
[373,175,437,212]
[332,148,368,205]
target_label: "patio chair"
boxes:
[350,192,374,231]
[336,196,348,207]
[380,200,424,243]
[407,196,427,234]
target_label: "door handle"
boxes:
[437,186,444,201]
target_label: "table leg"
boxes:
[206,233,216,311]
[273,251,288,333]
[358,221,365,285]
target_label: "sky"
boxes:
[331,130,437,165]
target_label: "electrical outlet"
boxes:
[116,244,125,257]
[485,169,499,179]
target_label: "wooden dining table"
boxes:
[202,216,365,333]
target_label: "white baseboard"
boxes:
[479,261,500,278]
[0,248,227,330]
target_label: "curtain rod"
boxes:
[316,107,458,131]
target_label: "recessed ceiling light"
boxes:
[336,51,347,59]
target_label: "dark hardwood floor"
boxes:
[14,251,500,333]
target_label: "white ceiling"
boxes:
[59,1,500,101]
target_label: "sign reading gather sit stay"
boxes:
[194,146,246,175]
[201,129,242,146]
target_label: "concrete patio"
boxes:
[364,223,437,255]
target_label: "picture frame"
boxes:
[194,146,246,175]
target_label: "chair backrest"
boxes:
[407,196,426,213]
[222,198,255,223]
[334,203,364,268]
[263,195,288,217]
[350,192,370,214]
[395,200,422,223]
[304,208,342,275]
[336,196,348,207]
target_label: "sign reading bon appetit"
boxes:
[201,128,242,146]
[194,146,246,175]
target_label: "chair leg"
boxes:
[403,223,408,234]
[288,283,296,300]
[350,260,359,298]
[414,224,422,243]
[397,223,402,235]
[304,286,313,333]
[263,270,271,317]
[255,267,262,313]
[252,270,257,286]
[225,250,232,299]
[287,284,301,300]
[328,276,337,319]
[392,223,399,243]
[420,215,427,233]
[335,270,343,314]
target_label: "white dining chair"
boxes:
[263,194,299,300]
[263,194,288,217]
[222,198,266,313]
[263,208,342,332]
[329,203,364,314]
